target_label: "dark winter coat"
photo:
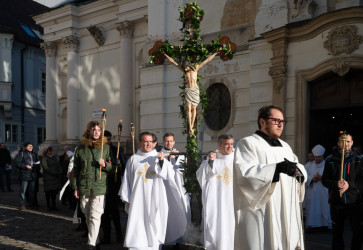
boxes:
[0,148,11,169]
[14,150,40,182]
[40,153,62,192]
[71,137,113,196]
[322,149,363,205]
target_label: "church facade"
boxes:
[34,0,363,160]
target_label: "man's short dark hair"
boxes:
[163,132,175,141]
[104,130,112,137]
[139,132,157,143]
[83,121,102,138]
[337,132,353,142]
[218,134,234,144]
[24,142,32,148]
[151,133,158,143]
[257,105,283,129]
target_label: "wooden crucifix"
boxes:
[149,1,236,135]
[161,50,220,134]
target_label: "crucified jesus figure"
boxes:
[162,50,220,135]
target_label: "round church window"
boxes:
[204,83,231,131]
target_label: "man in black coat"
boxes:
[0,143,12,192]
[100,130,126,244]
[14,142,40,210]
[322,133,363,250]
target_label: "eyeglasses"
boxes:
[267,118,287,125]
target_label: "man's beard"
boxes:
[265,126,281,139]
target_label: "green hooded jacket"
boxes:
[72,137,113,196]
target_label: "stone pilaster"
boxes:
[40,42,58,143]
[0,34,14,82]
[116,21,134,138]
[62,35,80,142]
[264,27,288,111]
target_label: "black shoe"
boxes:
[87,245,96,250]
[96,243,100,250]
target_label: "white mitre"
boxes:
[312,144,325,156]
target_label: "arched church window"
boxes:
[204,83,231,131]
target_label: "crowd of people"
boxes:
[1,105,363,250]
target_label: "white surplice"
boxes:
[160,148,190,244]
[233,134,307,250]
[304,160,331,228]
[119,149,171,250]
[197,151,235,250]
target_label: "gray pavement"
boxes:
[0,181,355,250]
[0,181,126,250]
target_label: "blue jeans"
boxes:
[19,180,35,206]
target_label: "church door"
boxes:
[309,70,363,155]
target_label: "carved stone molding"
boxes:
[0,36,13,49]
[269,65,286,77]
[290,0,317,20]
[273,77,286,93]
[116,21,134,38]
[62,35,80,51]
[40,42,57,57]
[265,29,288,93]
[87,25,105,46]
[263,27,288,109]
[333,57,350,77]
[269,66,287,94]
[323,25,363,56]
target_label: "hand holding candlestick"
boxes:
[99,108,107,180]
[131,123,135,154]
[115,120,122,182]
[339,131,347,197]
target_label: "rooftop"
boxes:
[0,0,50,46]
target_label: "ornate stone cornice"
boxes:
[286,7,363,43]
[40,42,57,57]
[116,21,134,38]
[62,35,80,51]
[323,25,363,56]
[87,25,105,46]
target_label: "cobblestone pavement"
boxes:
[0,181,126,250]
[0,181,354,250]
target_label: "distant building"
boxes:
[0,0,49,156]
[34,0,363,160]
